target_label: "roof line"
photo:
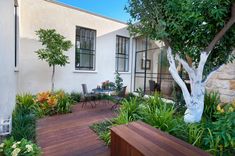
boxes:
[44,0,128,25]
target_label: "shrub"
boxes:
[0,137,41,156]
[34,91,73,117]
[203,91,220,120]
[142,94,176,132]
[114,72,123,93]
[15,94,35,115]
[56,93,73,114]
[203,112,235,155]
[11,94,36,142]
[119,98,141,121]
[70,92,81,103]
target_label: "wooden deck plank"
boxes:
[36,101,115,156]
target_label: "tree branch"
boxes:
[205,3,235,53]
[175,55,195,78]
[167,47,191,105]
[203,64,225,84]
[197,52,209,81]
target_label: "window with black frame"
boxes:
[75,26,96,70]
[116,36,130,72]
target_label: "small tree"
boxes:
[115,72,124,93]
[35,29,72,92]
[127,0,235,123]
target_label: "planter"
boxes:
[0,116,12,136]
[161,81,173,97]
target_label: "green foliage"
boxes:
[56,93,73,114]
[35,29,72,67]
[203,112,235,155]
[35,29,72,91]
[187,124,205,147]
[119,98,141,121]
[203,91,221,120]
[127,0,235,74]
[142,94,176,132]
[11,94,36,142]
[0,137,41,156]
[90,120,113,145]
[70,92,81,103]
[15,94,35,115]
[34,91,73,117]
[114,72,123,93]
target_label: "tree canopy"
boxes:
[35,29,72,67]
[126,0,235,76]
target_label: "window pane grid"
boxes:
[75,26,96,70]
[116,35,130,72]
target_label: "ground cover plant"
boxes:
[0,138,41,156]
[91,93,235,155]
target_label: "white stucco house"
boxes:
[12,0,170,95]
[0,0,235,134]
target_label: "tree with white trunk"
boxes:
[36,29,72,92]
[127,0,235,123]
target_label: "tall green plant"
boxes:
[35,29,72,92]
[12,94,36,142]
[114,72,123,93]
[142,94,176,132]
[203,91,221,120]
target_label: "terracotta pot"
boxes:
[161,81,173,96]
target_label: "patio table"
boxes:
[92,88,114,96]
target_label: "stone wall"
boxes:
[206,62,235,103]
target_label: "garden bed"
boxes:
[0,90,81,156]
[91,93,235,156]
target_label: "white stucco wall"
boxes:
[18,0,133,94]
[0,0,16,118]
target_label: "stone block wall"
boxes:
[206,62,235,103]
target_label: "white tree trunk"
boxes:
[166,47,215,123]
[51,65,55,92]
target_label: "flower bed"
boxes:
[91,93,235,156]
[0,90,75,156]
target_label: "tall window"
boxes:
[116,36,130,72]
[75,26,96,70]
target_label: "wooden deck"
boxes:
[37,100,116,156]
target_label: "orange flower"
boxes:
[37,91,50,103]
[47,96,58,107]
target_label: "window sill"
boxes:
[73,70,98,74]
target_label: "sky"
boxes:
[57,0,131,22]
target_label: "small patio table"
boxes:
[92,88,115,105]
[92,88,114,96]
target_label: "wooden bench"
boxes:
[111,121,211,156]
